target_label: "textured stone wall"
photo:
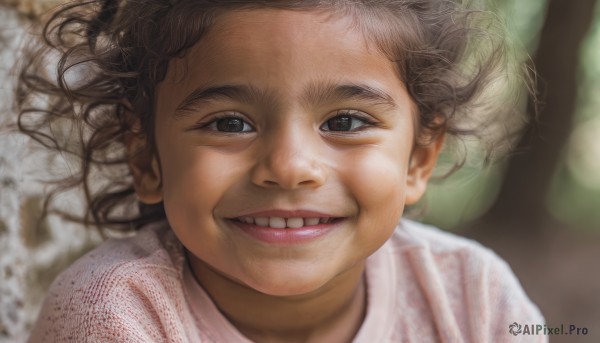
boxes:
[2,0,61,17]
[0,3,101,342]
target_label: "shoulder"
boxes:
[389,219,518,282]
[387,219,546,341]
[393,219,491,252]
[28,222,193,342]
[54,221,184,292]
[392,219,522,277]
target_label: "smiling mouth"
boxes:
[231,216,342,229]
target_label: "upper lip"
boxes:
[229,209,338,219]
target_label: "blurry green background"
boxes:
[424,0,600,232]
[422,1,600,342]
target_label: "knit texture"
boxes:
[28,220,546,342]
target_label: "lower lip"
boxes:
[228,219,343,245]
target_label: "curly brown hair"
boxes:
[15,0,533,233]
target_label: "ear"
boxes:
[405,133,445,205]
[124,120,163,204]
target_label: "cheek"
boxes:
[342,148,409,233]
[158,143,243,225]
[347,147,408,199]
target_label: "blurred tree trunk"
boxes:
[473,0,598,237]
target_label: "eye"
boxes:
[320,111,374,132]
[204,115,254,133]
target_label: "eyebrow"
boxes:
[172,82,398,120]
[173,84,269,120]
[303,82,398,111]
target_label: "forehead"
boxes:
[157,8,407,112]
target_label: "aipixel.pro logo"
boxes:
[508,322,589,336]
[509,322,522,336]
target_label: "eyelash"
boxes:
[193,112,255,133]
[192,110,378,133]
[320,110,378,132]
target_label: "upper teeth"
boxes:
[238,217,329,229]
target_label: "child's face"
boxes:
[131,9,441,296]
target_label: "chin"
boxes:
[242,271,332,298]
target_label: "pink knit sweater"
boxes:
[28,220,546,342]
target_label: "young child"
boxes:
[19,0,545,342]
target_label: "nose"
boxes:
[250,124,327,190]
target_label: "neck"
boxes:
[187,253,367,343]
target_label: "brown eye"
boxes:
[207,116,254,133]
[326,116,351,131]
[321,113,371,132]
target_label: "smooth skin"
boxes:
[127,9,443,343]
